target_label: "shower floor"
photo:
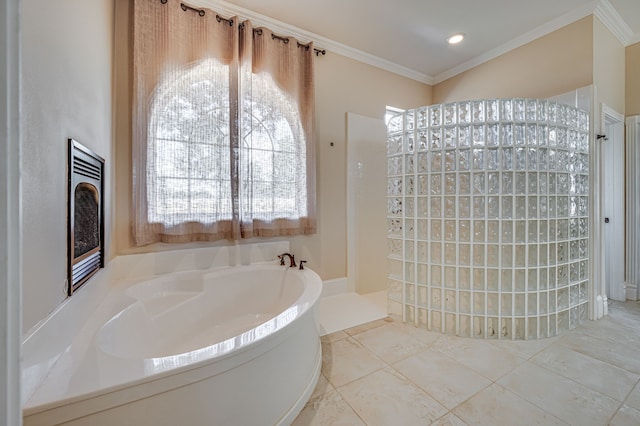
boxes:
[319,290,387,336]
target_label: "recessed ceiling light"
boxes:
[447,33,465,45]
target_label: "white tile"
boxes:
[531,344,639,401]
[353,324,432,363]
[498,362,619,425]
[431,412,469,426]
[610,405,640,426]
[322,337,386,387]
[394,349,491,409]
[319,293,387,336]
[454,383,567,426]
[292,389,365,426]
[338,368,448,425]
[624,381,640,412]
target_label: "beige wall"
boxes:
[113,14,432,281]
[627,42,640,116]
[593,17,626,115]
[21,0,114,332]
[433,17,593,104]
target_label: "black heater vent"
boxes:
[68,139,104,296]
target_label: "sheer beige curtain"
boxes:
[237,22,316,238]
[132,0,316,245]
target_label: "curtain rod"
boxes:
[159,0,326,56]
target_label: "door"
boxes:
[601,105,625,301]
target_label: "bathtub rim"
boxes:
[23,264,322,420]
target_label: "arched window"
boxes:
[147,59,307,227]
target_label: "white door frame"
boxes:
[1,0,22,424]
[626,116,640,301]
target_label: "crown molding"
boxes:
[594,0,634,46]
[433,1,599,84]
[195,0,434,84]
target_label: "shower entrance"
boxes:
[387,97,591,339]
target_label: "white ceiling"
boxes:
[211,0,640,84]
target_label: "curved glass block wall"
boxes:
[387,99,589,339]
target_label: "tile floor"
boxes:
[293,300,640,425]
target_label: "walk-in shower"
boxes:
[387,98,590,339]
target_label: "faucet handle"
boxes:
[277,255,285,266]
[299,260,307,270]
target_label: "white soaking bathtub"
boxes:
[22,244,323,426]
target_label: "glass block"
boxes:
[539,267,548,289]
[526,99,537,121]
[430,197,442,218]
[405,176,414,195]
[500,244,513,268]
[515,246,526,268]
[416,107,428,129]
[515,172,526,194]
[417,241,428,263]
[501,293,512,316]
[387,135,403,155]
[405,154,415,174]
[431,264,442,286]
[444,219,456,240]
[487,196,499,218]
[539,220,548,243]
[459,173,471,194]
[538,148,548,171]
[486,123,499,147]
[444,127,457,149]
[514,124,526,145]
[501,123,513,146]
[459,243,471,266]
[557,196,569,217]
[487,221,499,243]
[430,128,442,149]
[515,147,526,170]
[502,220,513,243]
[460,267,470,290]
[473,125,485,147]
[430,152,442,172]
[387,197,402,215]
[548,102,558,124]
[487,172,499,194]
[417,152,428,172]
[431,220,442,240]
[557,219,568,240]
[459,196,470,218]
[515,221,526,243]
[405,262,415,282]
[557,264,568,287]
[443,267,456,290]
[514,196,527,219]
[387,177,402,196]
[487,293,499,315]
[472,100,485,123]
[502,147,513,170]
[473,197,485,218]
[473,268,485,291]
[417,219,428,239]
[445,243,456,265]
[406,197,414,217]
[418,176,428,196]
[528,197,538,219]
[473,244,485,266]
[528,221,538,243]
[473,173,485,194]
[487,244,499,267]
[579,239,588,259]
[431,310,442,332]
[488,317,499,338]
[405,133,415,153]
[417,130,428,151]
[501,269,512,292]
[548,196,557,218]
[558,288,569,310]
[537,100,548,122]
[460,292,471,314]
[514,293,525,315]
[528,172,538,194]
[502,196,513,219]
[459,221,471,242]
[444,151,456,171]
[487,148,499,170]
[458,149,471,171]
[528,269,538,292]
[485,99,499,122]
[388,238,402,258]
[405,240,414,261]
[528,148,538,170]
[570,262,579,284]
[387,114,403,134]
[431,174,442,195]
[527,123,538,146]
[388,258,403,278]
[445,313,457,334]
[444,103,457,126]
[387,218,402,236]
[473,149,485,170]
[487,269,499,291]
[429,105,442,127]
[388,156,402,176]
[404,218,414,237]
[501,99,513,121]
[459,126,471,148]
[459,101,471,124]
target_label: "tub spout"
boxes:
[278,253,297,268]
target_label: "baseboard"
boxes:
[321,277,352,298]
[626,284,637,301]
